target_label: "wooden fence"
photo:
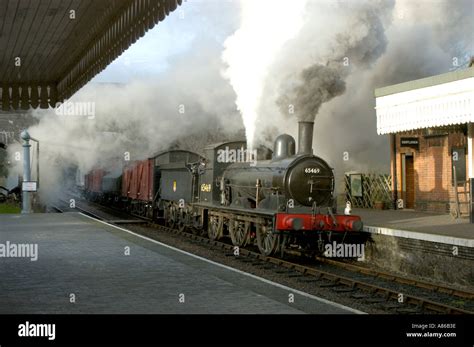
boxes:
[344,173,392,209]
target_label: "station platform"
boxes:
[352,208,473,287]
[0,212,360,314]
[353,208,474,248]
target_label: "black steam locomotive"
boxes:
[85,121,364,256]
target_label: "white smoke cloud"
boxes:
[222,0,307,148]
[249,0,472,179]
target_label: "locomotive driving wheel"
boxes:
[256,220,279,256]
[208,215,223,240]
[228,219,250,247]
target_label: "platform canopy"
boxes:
[374,67,474,135]
[0,0,182,111]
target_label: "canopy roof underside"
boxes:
[0,0,181,110]
[375,68,474,135]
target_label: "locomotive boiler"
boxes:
[222,122,334,211]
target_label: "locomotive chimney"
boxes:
[297,121,314,155]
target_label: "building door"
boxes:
[405,155,415,208]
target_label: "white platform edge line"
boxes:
[364,225,474,248]
[78,213,365,315]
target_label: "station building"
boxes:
[374,66,473,220]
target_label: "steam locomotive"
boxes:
[84,121,364,256]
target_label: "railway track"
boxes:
[150,223,474,314]
[313,256,474,300]
[54,199,474,314]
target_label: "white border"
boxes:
[79,213,365,314]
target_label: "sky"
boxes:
[91,0,239,83]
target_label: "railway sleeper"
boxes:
[274,269,297,274]
[351,293,371,299]
[296,277,320,283]
[332,287,356,293]
[319,280,342,288]
[396,307,423,314]
[363,297,388,304]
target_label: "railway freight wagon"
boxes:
[101,168,122,204]
[120,150,205,219]
[84,159,123,203]
[156,150,205,229]
[84,169,106,201]
[121,158,155,216]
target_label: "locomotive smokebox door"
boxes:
[286,157,333,207]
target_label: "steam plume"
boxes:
[254,0,471,178]
[222,0,307,148]
[278,64,346,121]
[278,0,394,122]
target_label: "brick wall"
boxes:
[390,131,468,213]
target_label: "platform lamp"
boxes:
[20,130,39,214]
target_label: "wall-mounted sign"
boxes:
[400,137,419,149]
[22,181,37,192]
[350,174,363,197]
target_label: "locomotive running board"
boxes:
[192,203,274,217]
